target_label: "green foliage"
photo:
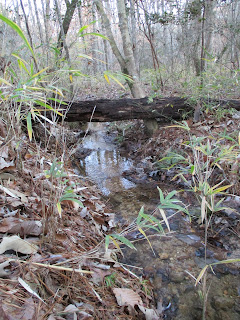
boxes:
[182,62,240,103]
[105,233,136,252]
[158,123,239,221]
[44,161,83,218]
[158,187,188,214]
[105,204,168,254]
[0,14,35,58]
[44,161,67,179]
[78,20,109,40]
[0,51,65,141]
[105,195,186,255]
[196,258,240,286]
[105,272,117,287]
[141,68,165,96]
[103,71,133,89]
[140,279,152,296]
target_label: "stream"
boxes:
[79,123,240,320]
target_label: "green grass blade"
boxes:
[26,112,32,141]
[79,32,109,41]
[111,234,136,250]
[0,14,35,58]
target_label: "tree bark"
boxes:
[48,97,240,123]
[56,0,78,54]
[93,0,126,70]
[54,0,73,96]
[116,0,145,98]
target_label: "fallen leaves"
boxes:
[0,217,42,236]
[0,235,38,254]
[0,297,36,320]
[18,277,45,303]
[0,132,159,320]
[113,287,142,308]
[113,288,160,320]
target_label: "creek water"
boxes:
[79,123,240,320]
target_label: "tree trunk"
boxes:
[93,0,126,70]
[56,0,78,55]
[41,0,51,65]
[54,0,73,96]
[33,0,44,47]
[19,0,38,72]
[45,97,240,123]
[116,0,145,99]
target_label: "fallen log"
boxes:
[57,97,240,122]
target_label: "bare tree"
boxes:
[54,0,74,95]
[56,0,78,55]
[94,0,145,98]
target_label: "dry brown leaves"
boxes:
[0,133,157,320]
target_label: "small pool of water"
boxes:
[80,123,135,196]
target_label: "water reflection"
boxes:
[80,123,135,195]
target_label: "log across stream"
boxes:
[77,123,240,320]
[47,97,240,122]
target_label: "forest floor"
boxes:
[0,83,239,319]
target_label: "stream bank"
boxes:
[75,121,240,320]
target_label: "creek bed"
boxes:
[77,123,240,320]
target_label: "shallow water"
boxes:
[80,123,135,196]
[79,123,240,320]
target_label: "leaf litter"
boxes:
[0,131,160,320]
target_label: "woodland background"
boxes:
[0,0,239,101]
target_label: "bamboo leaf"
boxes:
[158,187,165,204]
[80,32,109,40]
[34,100,63,116]
[211,184,232,194]
[104,73,110,84]
[78,53,93,60]
[190,165,195,175]
[78,20,97,34]
[0,77,13,86]
[165,190,177,201]
[110,236,123,255]
[195,265,208,286]
[138,228,155,255]
[211,258,240,265]
[105,73,125,89]
[26,112,32,141]
[59,196,83,207]
[18,60,30,75]
[0,15,35,57]
[201,196,206,222]
[30,67,49,79]
[57,202,62,218]
[136,206,144,225]
[111,234,136,250]
[159,208,170,232]
[47,98,68,105]
[167,122,190,131]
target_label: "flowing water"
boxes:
[79,123,240,320]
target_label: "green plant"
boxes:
[140,279,152,296]
[105,190,188,255]
[44,160,83,218]
[195,258,240,320]
[105,272,117,287]
[159,122,238,221]
[159,121,239,319]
